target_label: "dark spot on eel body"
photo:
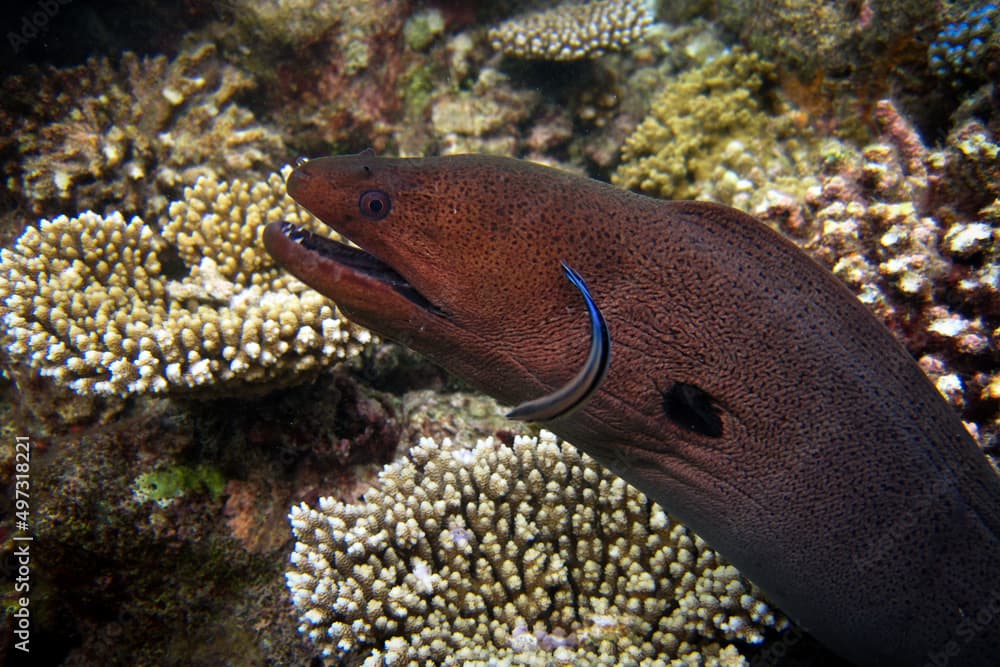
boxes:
[662,381,723,438]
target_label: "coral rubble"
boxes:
[489,0,657,61]
[0,168,374,398]
[287,430,784,665]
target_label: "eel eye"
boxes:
[359,190,391,220]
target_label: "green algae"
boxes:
[403,8,445,52]
[132,464,226,508]
[400,61,436,121]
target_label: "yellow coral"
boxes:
[287,430,784,664]
[489,0,656,61]
[0,167,374,396]
[612,48,825,209]
[162,168,311,289]
[5,43,284,220]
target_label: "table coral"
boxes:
[612,48,829,209]
[0,167,374,397]
[2,43,285,220]
[286,430,785,665]
[488,0,657,61]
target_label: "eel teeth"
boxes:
[280,221,310,244]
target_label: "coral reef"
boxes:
[488,0,657,61]
[0,167,375,398]
[1,43,285,220]
[712,0,954,142]
[932,114,1000,216]
[741,98,1000,450]
[287,430,785,665]
[229,0,399,55]
[429,68,543,156]
[403,8,447,52]
[612,48,831,209]
[715,0,862,80]
[929,3,998,86]
[4,366,401,666]
[405,19,747,170]
[716,0,937,82]
[2,4,996,666]
[234,0,410,154]
[613,59,998,448]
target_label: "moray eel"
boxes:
[264,153,1000,666]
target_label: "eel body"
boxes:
[264,153,1000,666]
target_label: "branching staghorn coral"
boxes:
[0,167,374,397]
[287,430,785,665]
[162,164,307,290]
[488,0,657,61]
[2,43,285,220]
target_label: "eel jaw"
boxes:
[262,221,444,317]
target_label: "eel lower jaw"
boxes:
[263,221,444,317]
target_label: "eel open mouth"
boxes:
[271,221,442,315]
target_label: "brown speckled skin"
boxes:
[265,155,1000,666]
